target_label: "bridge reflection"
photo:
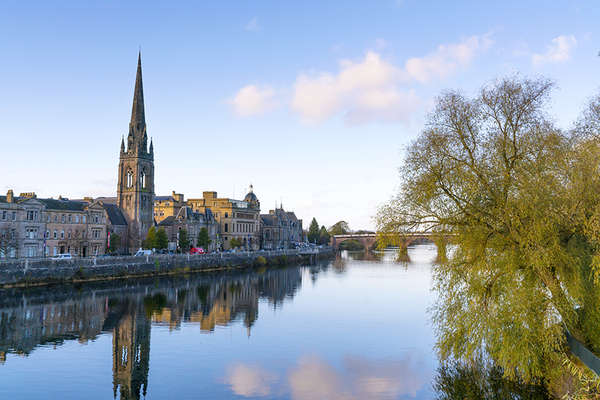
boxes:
[0,266,320,399]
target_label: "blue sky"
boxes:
[1,0,599,230]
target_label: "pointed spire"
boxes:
[120,136,125,153]
[149,138,154,155]
[130,51,145,129]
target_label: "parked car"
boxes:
[52,253,73,260]
[190,247,205,255]
[134,249,153,257]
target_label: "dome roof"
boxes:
[244,184,259,205]
[244,192,258,202]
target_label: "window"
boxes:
[140,170,146,188]
[1,211,6,220]
[75,215,79,223]
[53,230,57,239]
[61,215,65,223]
[68,231,71,239]
[68,214,72,223]
[126,170,133,188]
[94,214,99,223]
[45,230,49,239]
[27,211,34,221]
[54,214,58,222]
[82,215,86,223]
[60,230,64,239]
[224,223,228,232]
[225,212,228,218]
[11,212,16,221]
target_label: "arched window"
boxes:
[140,170,146,189]
[126,170,133,188]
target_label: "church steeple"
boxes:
[117,52,155,253]
[130,51,145,129]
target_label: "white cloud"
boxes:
[229,85,276,117]
[532,35,577,66]
[292,51,419,124]
[245,17,260,32]
[292,34,490,124]
[223,364,277,397]
[232,34,491,124]
[404,34,492,83]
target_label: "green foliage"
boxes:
[308,218,320,243]
[108,233,120,254]
[197,227,211,248]
[255,256,267,267]
[318,225,330,245]
[178,228,190,252]
[155,227,168,250]
[230,237,242,249]
[328,221,350,235]
[377,77,600,396]
[143,226,157,249]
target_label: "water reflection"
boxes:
[0,267,304,399]
[222,354,429,400]
[0,247,541,399]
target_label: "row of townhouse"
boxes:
[0,190,125,259]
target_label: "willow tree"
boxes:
[377,77,600,396]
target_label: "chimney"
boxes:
[6,190,13,203]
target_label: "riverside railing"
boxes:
[0,247,332,269]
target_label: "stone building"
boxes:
[187,186,261,250]
[39,197,107,257]
[156,206,219,252]
[117,53,155,254]
[154,191,185,224]
[0,191,46,258]
[260,206,303,250]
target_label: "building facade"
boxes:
[260,206,303,250]
[156,206,219,252]
[187,186,261,250]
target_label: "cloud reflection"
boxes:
[224,363,278,397]
[224,354,429,399]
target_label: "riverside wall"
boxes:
[0,248,334,288]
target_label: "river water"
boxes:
[0,246,439,399]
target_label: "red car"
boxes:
[190,247,205,255]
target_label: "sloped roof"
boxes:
[158,216,175,226]
[102,203,128,226]
[261,214,277,226]
[38,198,87,211]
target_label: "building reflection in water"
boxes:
[0,266,308,399]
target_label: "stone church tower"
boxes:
[117,53,155,253]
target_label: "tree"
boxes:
[328,221,350,235]
[230,237,242,249]
[318,225,330,245]
[108,233,120,254]
[143,226,157,249]
[377,77,600,395]
[197,227,211,249]
[308,218,320,243]
[155,227,168,250]
[178,228,190,252]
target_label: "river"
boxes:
[0,246,468,399]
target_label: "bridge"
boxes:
[330,232,438,251]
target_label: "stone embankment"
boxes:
[0,248,334,288]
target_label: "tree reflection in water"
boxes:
[434,360,549,400]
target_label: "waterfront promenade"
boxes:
[0,247,333,287]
